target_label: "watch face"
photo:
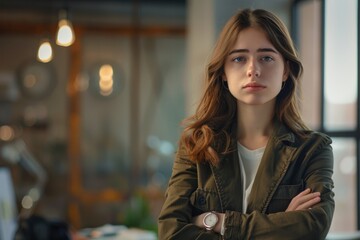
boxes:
[204,212,218,228]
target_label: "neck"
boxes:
[237,100,275,149]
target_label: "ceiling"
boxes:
[0,0,187,26]
[0,0,186,10]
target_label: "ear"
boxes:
[283,61,290,81]
[222,73,227,81]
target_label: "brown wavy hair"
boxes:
[180,9,308,165]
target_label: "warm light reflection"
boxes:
[99,64,113,79]
[0,125,14,141]
[100,89,113,96]
[21,195,33,209]
[37,40,53,63]
[24,74,37,89]
[98,64,114,96]
[99,80,113,91]
[56,19,75,47]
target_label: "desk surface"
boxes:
[78,224,157,240]
[326,232,360,240]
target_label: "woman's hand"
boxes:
[286,188,321,212]
[192,212,225,234]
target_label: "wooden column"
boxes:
[67,27,82,229]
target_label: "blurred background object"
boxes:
[0,168,17,240]
[0,0,186,235]
[0,0,359,239]
[1,139,47,218]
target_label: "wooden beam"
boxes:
[0,22,186,36]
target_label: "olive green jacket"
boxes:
[158,123,334,240]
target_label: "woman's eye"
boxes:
[233,56,246,62]
[261,56,274,62]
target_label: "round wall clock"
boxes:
[17,61,57,99]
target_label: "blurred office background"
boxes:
[0,0,358,238]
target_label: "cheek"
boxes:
[227,74,246,91]
[225,66,247,80]
[264,66,285,81]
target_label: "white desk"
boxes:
[326,232,360,240]
[78,224,157,240]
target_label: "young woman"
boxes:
[158,9,334,240]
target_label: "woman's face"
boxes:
[223,27,288,106]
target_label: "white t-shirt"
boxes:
[237,142,265,213]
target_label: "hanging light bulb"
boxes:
[56,10,75,47]
[37,39,53,63]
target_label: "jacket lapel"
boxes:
[246,123,297,213]
[210,141,244,212]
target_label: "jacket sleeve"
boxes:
[158,148,222,240]
[223,140,335,240]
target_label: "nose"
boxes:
[247,60,260,78]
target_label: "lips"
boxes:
[243,82,266,89]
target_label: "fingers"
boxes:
[296,188,311,197]
[294,189,320,205]
[296,194,321,210]
[286,188,321,212]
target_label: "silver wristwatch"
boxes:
[203,211,219,230]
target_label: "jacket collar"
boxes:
[273,120,296,145]
[211,120,298,213]
[246,121,297,213]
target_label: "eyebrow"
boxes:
[228,48,278,55]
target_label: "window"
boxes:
[294,0,359,232]
[324,0,358,231]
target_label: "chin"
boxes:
[237,97,276,106]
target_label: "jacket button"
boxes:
[198,195,206,205]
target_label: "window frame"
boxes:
[291,0,360,230]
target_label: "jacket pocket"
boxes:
[267,182,304,213]
[190,188,222,215]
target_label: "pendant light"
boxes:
[56,9,75,47]
[37,39,53,63]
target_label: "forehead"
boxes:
[231,27,275,50]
